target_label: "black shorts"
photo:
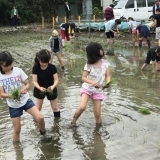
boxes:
[145,49,160,64]
[33,87,58,100]
[106,31,114,38]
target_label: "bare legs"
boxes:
[71,94,89,125]
[50,52,64,68]
[11,117,21,142]
[11,106,45,142]
[71,94,102,125]
[138,37,150,48]
[36,98,60,117]
[107,38,114,45]
[132,34,137,46]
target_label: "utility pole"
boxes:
[82,0,93,20]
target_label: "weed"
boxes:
[138,108,151,115]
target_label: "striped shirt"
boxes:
[104,7,114,21]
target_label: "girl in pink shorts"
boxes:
[128,17,138,46]
[71,42,111,126]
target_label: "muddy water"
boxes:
[0,29,160,160]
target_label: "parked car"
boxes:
[113,0,155,21]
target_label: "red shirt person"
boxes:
[104,4,114,21]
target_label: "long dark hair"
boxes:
[0,51,13,73]
[115,19,121,25]
[34,49,51,68]
[128,17,135,21]
[86,42,104,64]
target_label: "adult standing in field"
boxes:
[153,0,160,19]
[136,25,151,48]
[154,8,160,46]
[104,4,114,21]
[105,19,121,44]
[11,6,18,28]
[65,2,71,20]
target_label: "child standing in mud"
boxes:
[71,42,111,126]
[32,49,61,118]
[49,29,65,70]
[0,51,45,141]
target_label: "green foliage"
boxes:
[0,0,101,25]
[93,7,103,19]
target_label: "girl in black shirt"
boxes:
[32,49,60,118]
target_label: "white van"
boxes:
[113,0,155,21]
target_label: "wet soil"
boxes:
[0,26,160,160]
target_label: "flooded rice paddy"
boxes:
[0,27,160,160]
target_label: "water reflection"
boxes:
[39,119,62,159]
[72,125,108,160]
[13,142,24,160]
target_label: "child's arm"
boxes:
[82,70,99,87]
[0,86,12,98]
[21,79,30,94]
[32,74,46,92]
[105,68,111,84]
[154,19,157,28]
[152,61,156,73]
[50,73,59,90]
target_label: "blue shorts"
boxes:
[53,48,60,54]
[8,99,35,118]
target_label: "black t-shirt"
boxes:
[54,38,59,49]
[149,47,159,61]
[155,14,160,27]
[32,63,57,88]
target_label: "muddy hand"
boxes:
[40,87,46,92]
[102,84,110,90]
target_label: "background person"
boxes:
[105,19,121,44]
[153,0,160,19]
[128,17,138,46]
[11,6,18,28]
[60,22,70,46]
[65,2,71,20]
[104,4,114,21]
[136,25,150,48]
[154,8,160,46]
[49,29,65,70]
[141,47,160,73]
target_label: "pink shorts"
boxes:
[132,29,137,35]
[80,88,104,100]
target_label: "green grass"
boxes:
[138,108,151,115]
